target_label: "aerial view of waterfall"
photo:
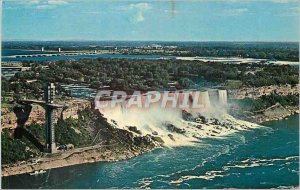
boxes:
[1,0,299,189]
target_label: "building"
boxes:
[1,66,31,78]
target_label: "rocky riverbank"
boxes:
[1,106,162,177]
[254,104,299,123]
[2,143,159,177]
[230,103,299,124]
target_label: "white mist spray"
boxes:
[98,90,260,147]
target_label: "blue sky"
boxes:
[2,0,299,41]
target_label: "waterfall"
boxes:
[120,102,128,114]
[200,91,211,109]
[96,89,261,147]
[218,90,227,105]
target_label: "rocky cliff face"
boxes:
[1,107,160,176]
[1,100,91,130]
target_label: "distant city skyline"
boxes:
[2,0,299,42]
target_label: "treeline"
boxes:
[236,93,299,112]
[180,47,299,62]
[4,41,298,61]
[3,58,299,99]
[1,130,39,165]
[177,43,299,62]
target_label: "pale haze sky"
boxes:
[2,0,299,41]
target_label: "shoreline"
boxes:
[1,144,158,177]
[2,112,298,177]
[3,49,298,65]
[255,105,299,124]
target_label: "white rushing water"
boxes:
[98,90,261,147]
[218,90,227,105]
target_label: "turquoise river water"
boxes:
[2,114,299,189]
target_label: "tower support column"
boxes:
[44,83,57,153]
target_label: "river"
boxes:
[2,114,299,189]
[2,50,299,66]
[2,49,176,62]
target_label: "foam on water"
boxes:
[2,115,298,189]
[99,102,262,147]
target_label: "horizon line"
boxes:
[2,39,299,43]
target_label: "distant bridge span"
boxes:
[3,52,99,58]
